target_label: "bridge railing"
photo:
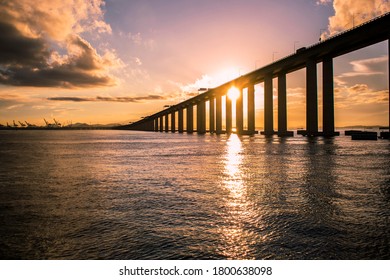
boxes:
[307,11,390,50]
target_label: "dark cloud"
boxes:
[69,36,106,71]
[47,95,166,103]
[0,3,117,88]
[0,21,48,67]
[0,65,114,88]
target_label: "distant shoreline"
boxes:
[1,126,388,131]
[0,126,117,130]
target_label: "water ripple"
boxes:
[0,130,389,259]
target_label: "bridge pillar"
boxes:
[277,73,293,137]
[306,59,318,136]
[178,108,184,133]
[187,105,194,133]
[226,94,232,133]
[150,120,155,131]
[247,83,255,134]
[236,87,244,134]
[159,116,163,132]
[149,120,155,131]
[197,99,206,134]
[216,95,223,134]
[154,118,158,131]
[322,57,337,136]
[209,97,215,133]
[263,74,274,136]
[164,114,169,132]
[171,111,176,133]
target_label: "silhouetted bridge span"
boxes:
[125,13,390,136]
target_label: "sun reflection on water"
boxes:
[219,134,256,259]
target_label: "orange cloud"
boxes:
[335,83,388,110]
[2,0,111,40]
[0,0,120,88]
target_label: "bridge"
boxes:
[124,13,390,137]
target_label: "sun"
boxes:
[227,86,240,101]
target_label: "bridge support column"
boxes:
[209,97,215,133]
[159,116,163,132]
[171,111,176,133]
[247,83,255,134]
[164,114,169,132]
[306,59,318,136]
[236,87,243,134]
[154,118,158,131]
[263,74,274,136]
[277,73,293,137]
[197,100,206,134]
[187,105,193,133]
[148,120,155,131]
[322,57,338,137]
[216,95,222,134]
[226,95,232,134]
[178,108,184,133]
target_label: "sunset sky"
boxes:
[0,0,389,128]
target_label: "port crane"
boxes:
[25,121,36,127]
[53,118,61,127]
[44,118,55,128]
[18,121,26,127]
[44,118,61,128]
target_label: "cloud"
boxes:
[0,0,121,88]
[335,55,388,89]
[129,32,143,45]
[134,57,142,66]
[119,31,156,50]
[286,87,305,104]
[47,95,167,103]
[165,75,215,102]
[338,56,388,78]
[178,75,214,94]
[0,21,50,69]
[349,56,387,75]
[6,104,24,110]
[174,71,239,95]
[321,0,390,39]
[2,0,111,41]
[335,83,388,109]
[0,92,43,113]
[316,0,332,5]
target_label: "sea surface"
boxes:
[0,130,389,260]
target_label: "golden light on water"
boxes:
[224,134,243,193]
[220,134,255,259]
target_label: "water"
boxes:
[0,130,389,259]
